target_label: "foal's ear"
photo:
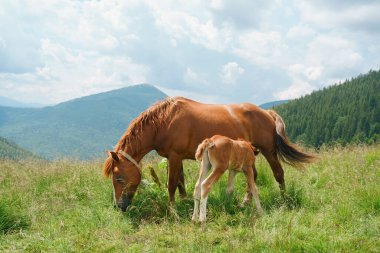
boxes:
[106,150,119,162]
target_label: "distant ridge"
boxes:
[0,136,37,160]
[259,100,289,109]
[275,70,380,146]
[0,84,167,159]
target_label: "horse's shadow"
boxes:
[117,181,305,228]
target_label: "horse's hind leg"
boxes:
[178,163,187,199]
[199,166,225,226]
[262,151,285,193]
[192,159,210,223]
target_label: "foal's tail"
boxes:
[195,139,215,161]
[267,110,316,168]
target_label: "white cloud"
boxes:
[274,64,318,100]
[0,37,5,49]
[233,31,287,66]
[275,33,364,100]
[153,8,232,52]
[221,62,245,84]
[307,35,363,76]
[0,38,149,104]
[208,0,271,30]
[184,67,208,86]
[0,0,379,105]
[156,85,221,104]
[288,64,322,82]
[296,1,380,33]
[286,24,315,39]
[275,79,314,100]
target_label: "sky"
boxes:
[0,0,379,106]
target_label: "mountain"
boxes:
[259,100,289,109]
[0,84,167,159]
[274,70,380,147]
[0,136,37,160]
[0,96,45,108]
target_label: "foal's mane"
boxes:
[115,97,176,153]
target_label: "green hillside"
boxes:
[0,136,36,160]
[0,84,167,159]
[275,70,380,146]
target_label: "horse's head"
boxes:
[103,150,142,212]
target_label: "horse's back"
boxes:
[155,97,276,159]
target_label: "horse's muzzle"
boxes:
[118,195,131,212]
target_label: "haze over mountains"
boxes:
[0,83,286,159]
[0,70,379,159]
[0,96,45,108]
[0,84,166,159]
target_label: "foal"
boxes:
[192,135,263,225]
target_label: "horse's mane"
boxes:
[115,97,176,153]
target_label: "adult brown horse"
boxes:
[103,97,314,211]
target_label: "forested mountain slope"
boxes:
[275,70,380,146]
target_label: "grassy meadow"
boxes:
[0,145,379,252]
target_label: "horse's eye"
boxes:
[116,176,124,183]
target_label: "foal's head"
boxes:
[103,150,142,211]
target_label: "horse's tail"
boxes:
[267,110,316,168]
[195,138,215,161]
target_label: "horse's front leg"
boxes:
[178,163,187,199]
[168,155,182,203]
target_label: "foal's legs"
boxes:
[226,170,237,195]
[243,181,253,205]
[242,165,258,204]
[244,165,263,215]
[192,158,210,222]
[199,166,225,225]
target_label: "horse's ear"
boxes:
[106,150,119,162]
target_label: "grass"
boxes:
[0,145,379,252]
